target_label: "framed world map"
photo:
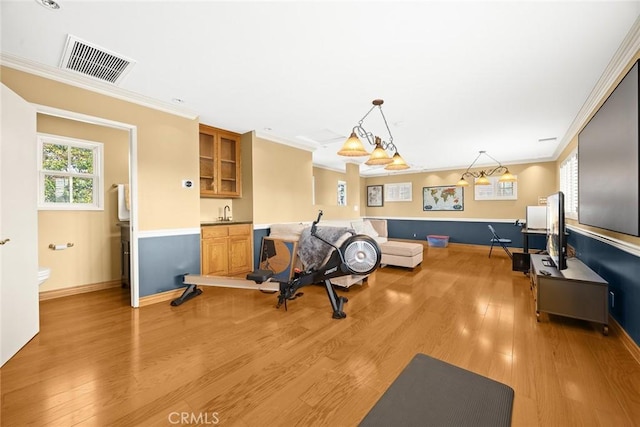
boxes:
[423,185,464,211]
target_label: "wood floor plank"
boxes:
[2,243,640,426]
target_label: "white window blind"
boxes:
[559,150,578,219]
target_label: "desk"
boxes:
[521,228,546,253]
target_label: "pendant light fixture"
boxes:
[337,99,409,171]
[456,151,517,186]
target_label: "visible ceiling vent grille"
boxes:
[59,35,135,84]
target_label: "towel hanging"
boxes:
[117,184,130,221]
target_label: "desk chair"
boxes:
[488,225,513,260]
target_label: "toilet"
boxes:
[38,267,51,286]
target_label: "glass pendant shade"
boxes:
[498,169,517,182]
[457,151,515,186]
[337,132,369,157]
[339,100,409,171]
[365,142,393,165]
[456,176,470,187]
[385,152,410,170]
[475,172,491,185]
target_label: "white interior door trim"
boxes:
[33,104,140,308]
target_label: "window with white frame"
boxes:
[38,134,104,210]
[559,149,578,219]
[474,176,518,200]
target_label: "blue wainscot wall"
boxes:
[384,218,547,250]
[253,228,270,268]
[138,232,201,298]
[568,227,640,346]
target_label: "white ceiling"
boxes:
[2,1,639,176]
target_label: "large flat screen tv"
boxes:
[578,60,639,236]
[547,191,567,270]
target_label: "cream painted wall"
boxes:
[556,51,640,247]
[200,198,234,222]
[250,134,315,224]
[230,132,254,222]
[1,67,200,232]
[36,115,128,291]
[312,163,362,220]
[362,161,556,220]
[313,166,341,206]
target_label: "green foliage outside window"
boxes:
[41,141,98,205]
[73,178,94,203]
[44,175,69,203]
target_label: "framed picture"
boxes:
[385,182,412,202]
[259,237,298,281]
[337,180,347,206]
[423,185,464,211]
[367,185,384,207]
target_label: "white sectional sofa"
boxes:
[266,218,424,288]
[367,219,424,269]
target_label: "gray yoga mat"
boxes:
[360,353,514,426]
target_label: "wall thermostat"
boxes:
[182,179,193,188]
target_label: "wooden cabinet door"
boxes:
[228,235,252,275]
[199,124,241,198]
[199,129,217,197]
[201,237,228,276]
[217,131,241,198]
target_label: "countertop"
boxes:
[117,221,252,227]
[200,220,252,226]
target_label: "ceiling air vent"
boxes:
[59,35,136,85]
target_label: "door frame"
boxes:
[34,104,140,307]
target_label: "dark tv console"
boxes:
[530,254,609,335]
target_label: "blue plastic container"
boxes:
[427,235,449,247]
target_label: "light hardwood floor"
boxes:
[2,244,640,426]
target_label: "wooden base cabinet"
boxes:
[201,224,252,276]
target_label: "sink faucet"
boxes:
[223,205,230,221]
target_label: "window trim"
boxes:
[37,133,104,211]
[474,175,518,200]
[559,149,578,220]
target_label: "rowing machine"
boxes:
[170,211,382,318]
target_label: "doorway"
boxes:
[36,105,139,307]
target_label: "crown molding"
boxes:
[1,53,199,120]
[555,16,640,158]
[253,130,316,152]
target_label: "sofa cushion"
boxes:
[350,220,365,234]
[269,223,306,241]
[368,219,388,238]
[380,241,423,257]
[362,220,379,238]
